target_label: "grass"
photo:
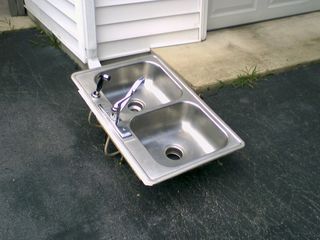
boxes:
[30,25,61,49]
[46,32,61,48]
[232,66,260,88]
[197,65,261,98]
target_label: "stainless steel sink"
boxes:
[71,54,244,186]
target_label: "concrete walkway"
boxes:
[0,16,35,31]
[0,0,35,32]
[153,11,320,92]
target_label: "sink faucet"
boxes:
[111,76,145,125]
[91,73,111,98]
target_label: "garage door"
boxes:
[207,0,320,30]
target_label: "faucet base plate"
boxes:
[98,104,132,138]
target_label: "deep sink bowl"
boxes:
[130,102,228,167]
[97,62,182,112]
[71,54,245,186]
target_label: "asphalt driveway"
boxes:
[0,29,319,240]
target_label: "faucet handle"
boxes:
[92,74,111,98]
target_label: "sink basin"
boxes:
[71,54,245,186]
[130,102,228,167]
[97,62,182,112]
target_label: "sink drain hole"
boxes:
[165,147,183,160]
[128,100,144,112]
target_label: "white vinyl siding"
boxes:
[95,0,202,60]
[25,0,202,63]
[23,0,320,63]
[98,29,200,60]
[25,0,86,62]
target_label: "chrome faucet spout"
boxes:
[111,76,145,125]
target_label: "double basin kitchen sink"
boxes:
[72,55,244,186]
